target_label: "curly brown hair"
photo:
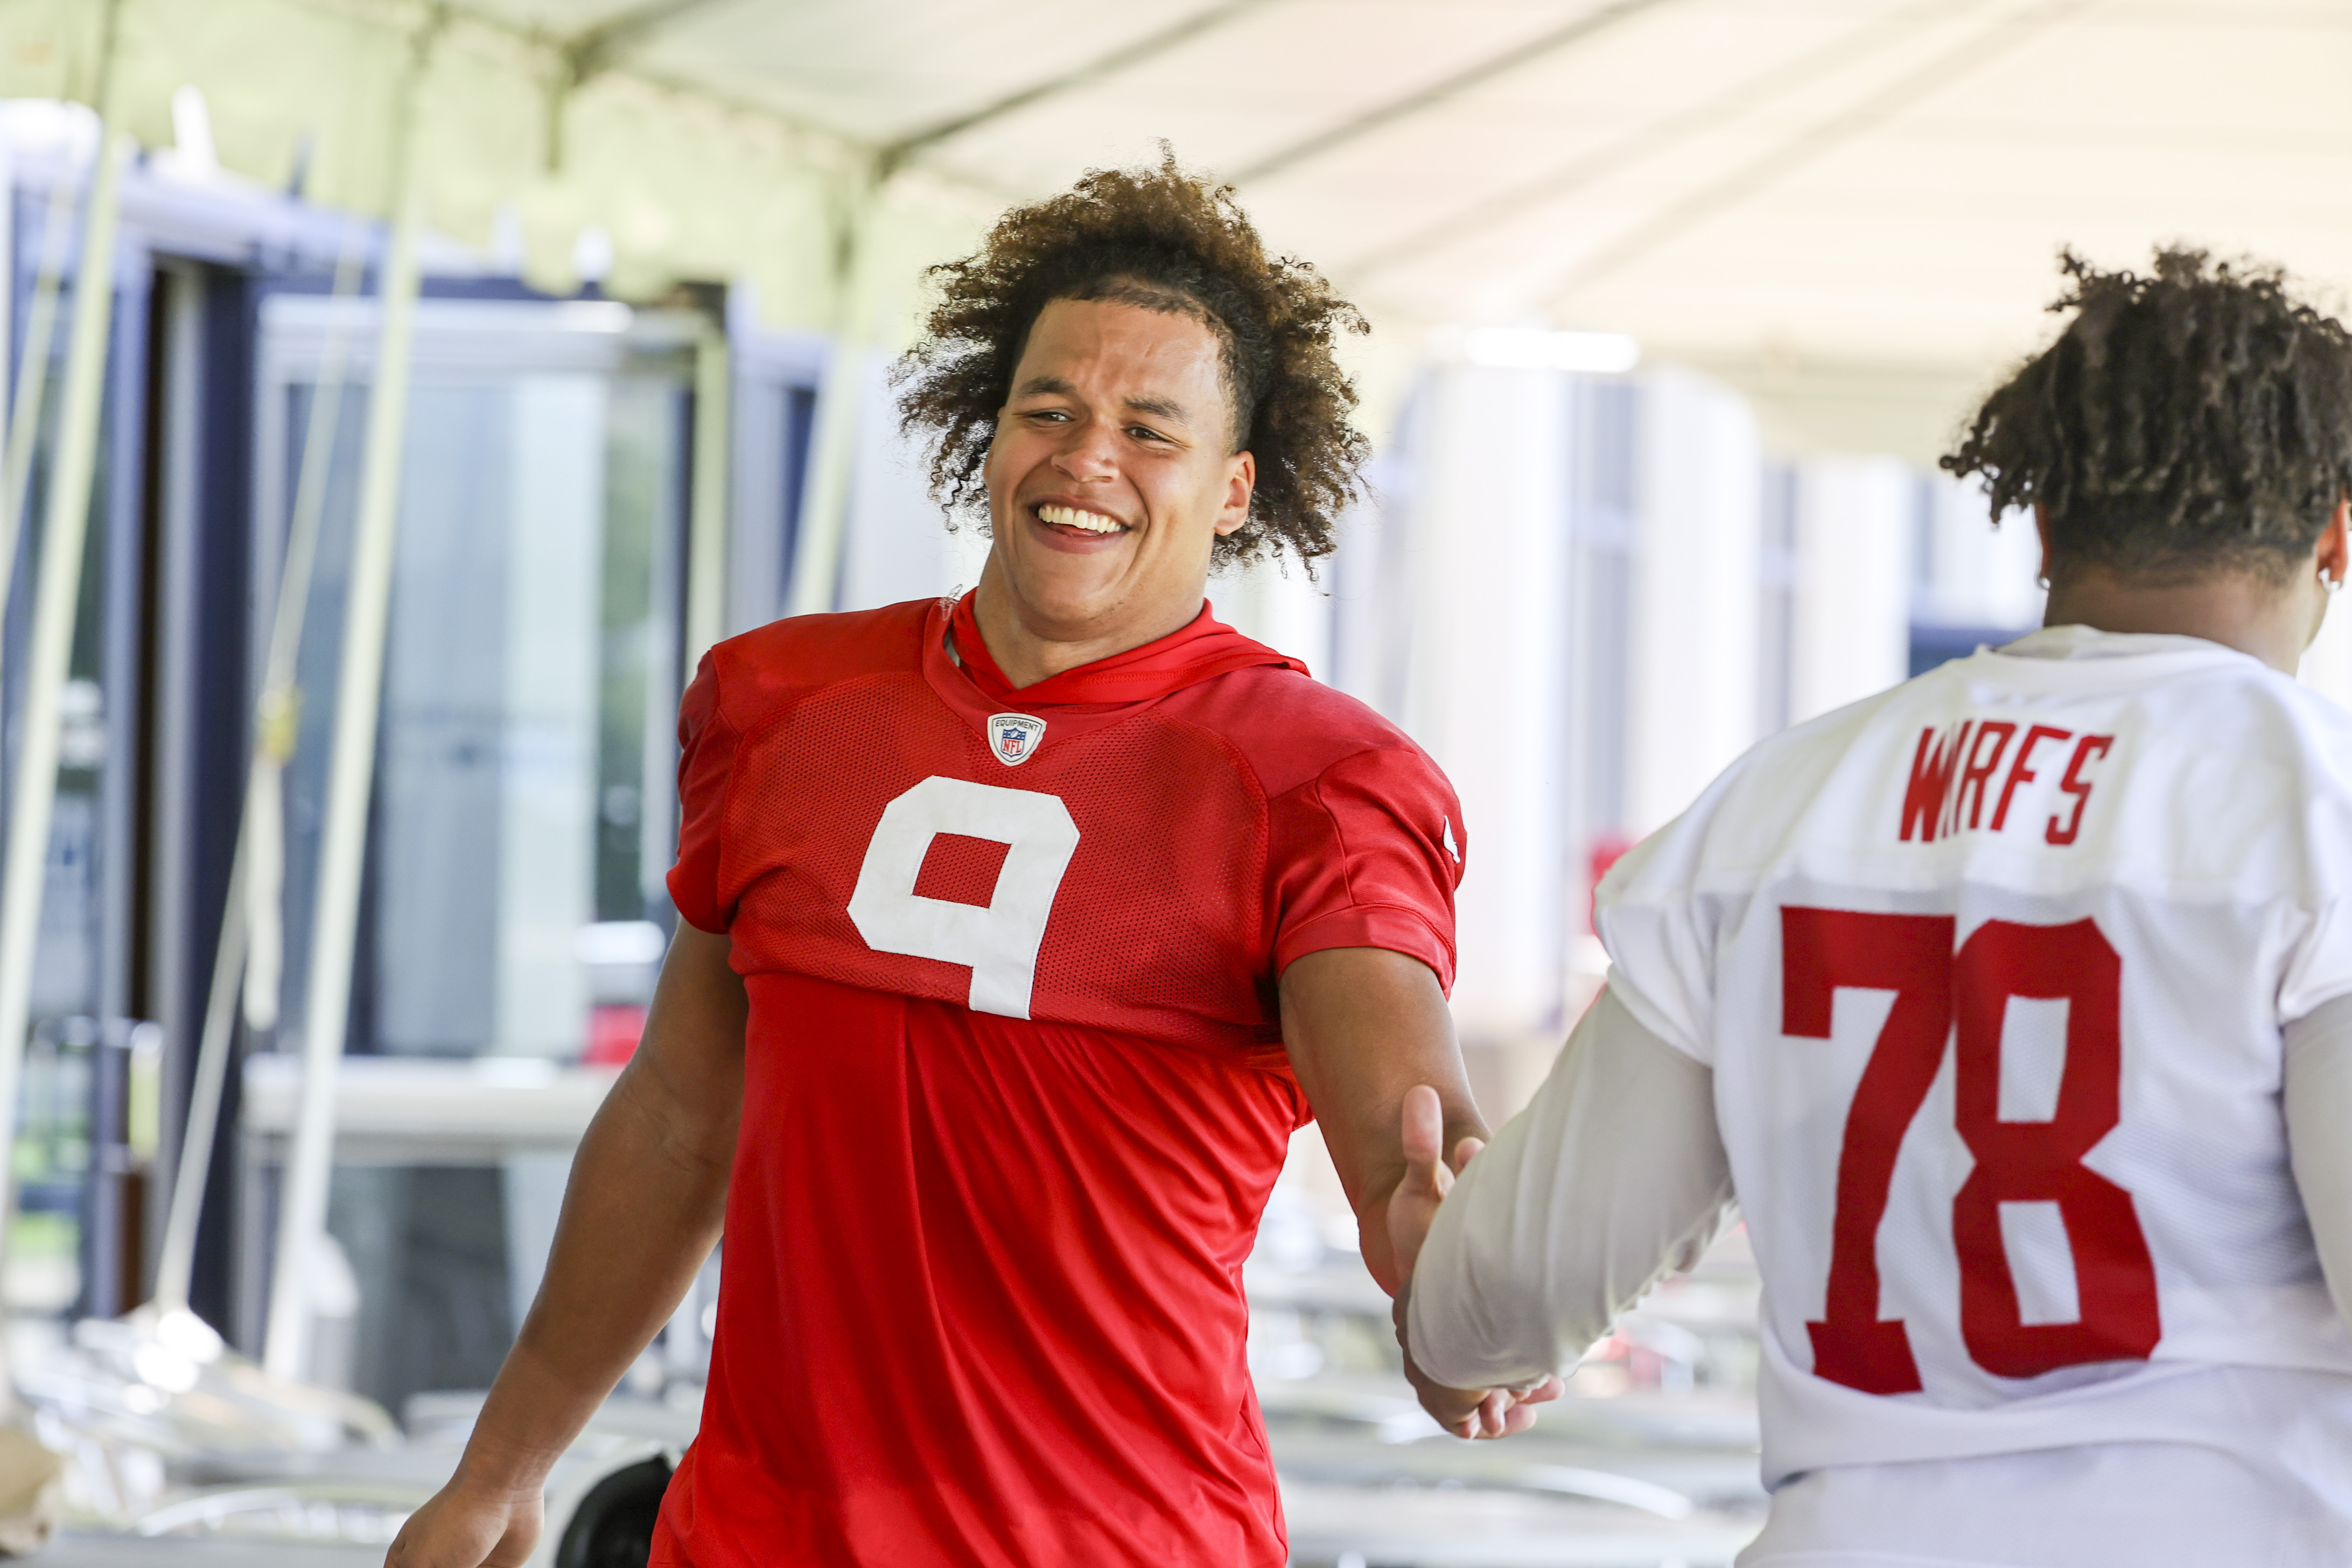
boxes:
[895,150,1370,569]
[1943,248,2352,583]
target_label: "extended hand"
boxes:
[1398,1316,1567,1439]
[1388,1084,1567,1439]
[1385,1084,1480,1283]
[383,1474,542,1568]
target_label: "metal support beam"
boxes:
[565,0,741,80]
[1232,0,1682,187]
[878,0,1275,175]
[545,0,748,170]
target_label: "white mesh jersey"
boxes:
[1599,626,2352,1502]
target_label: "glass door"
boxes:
[253,295,696,1065]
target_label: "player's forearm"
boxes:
[450,926,746,1497]
[1406,985,1732,1389]
[451,1068,734,1493]
[1277,947,1486,1296]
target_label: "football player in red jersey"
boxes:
[388,154,1556,1568]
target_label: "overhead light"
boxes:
[1440,326,1641,374]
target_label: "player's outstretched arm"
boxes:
[1402,984,1732,1417]
[386,922,748,1568]
[1278,948,1560,1438]
[2283,990,2352,1327]
[1277,946,1487,1297]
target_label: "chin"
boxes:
[1006,562,1125,626]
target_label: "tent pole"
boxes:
[149,239,365,1319]
[0,171,86,673]
[260,69,430,1382]
[0,128,128,1278]
[149,841,242,1316]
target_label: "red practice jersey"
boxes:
[650,592,1466,1567]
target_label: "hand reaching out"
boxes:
[1388,1084,1567,1440]
[1385,1083,1481,1285]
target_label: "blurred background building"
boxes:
[0,0,2335,1562]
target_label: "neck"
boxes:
[2042,566,2318,675]
[968,559,1206,689]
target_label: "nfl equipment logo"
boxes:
[987,713,1046,767]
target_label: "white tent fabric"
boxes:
[4,0,2346,457]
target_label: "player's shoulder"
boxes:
[1168,663,1448,798]
[695,598,933,734]
[2161,656,2352,774]
[1604,666,1996,904]
[1990,640,2352,800]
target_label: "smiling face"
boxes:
[978,296,1254,652]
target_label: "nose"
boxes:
[1049,412,1119,484]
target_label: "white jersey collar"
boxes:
[1989,622,2256,664]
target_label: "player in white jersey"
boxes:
[1389,249,2352,1565]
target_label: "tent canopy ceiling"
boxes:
[19,0,2350,457]
[445,0,2352,455]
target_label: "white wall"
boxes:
[1399,366,1574,1042]
[2302,589,2352,710]
[1216,557,1334,675]
[1915,473,2043,633]
[836,365,991,613]
[1625,368,1763,835]
[1791,456,1915,724]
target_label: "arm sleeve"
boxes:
[1405,980,1734,1389]
[2283,989,2352,1326]
[1268,745,1463,990]
[664,654,739,935]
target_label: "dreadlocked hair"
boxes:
[1943,248,2352,583]
[894,149,1370,570]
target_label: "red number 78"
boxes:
[1782,907,2161,1394]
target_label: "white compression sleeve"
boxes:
[1405,980,1733,1390]
[2283,990,2352,1328]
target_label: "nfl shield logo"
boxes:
[987,712,1046,767]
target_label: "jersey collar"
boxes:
[1993,624,2258,663]
[942,590,1305,704]
[923,590,1307,746]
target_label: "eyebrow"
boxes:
[1012,375,1196,429]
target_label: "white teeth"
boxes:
[1037,503,1122,534]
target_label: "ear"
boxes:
[2319,496,2350,588]
[1213,450,1256,538]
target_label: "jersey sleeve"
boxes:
[1268,744,1464,990]
[1592,787,1729,1066]
[666,653,741,935]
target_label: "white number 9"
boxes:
[846,776,1081,1019]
